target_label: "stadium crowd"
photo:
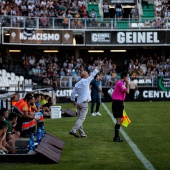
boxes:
[0,0,170,29]
[1,50,168,89]
[0,0,102,28]
[0,0,170,28]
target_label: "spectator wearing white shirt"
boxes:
[39,56,46,66]
[103,0,110,18]
[28,3,35,12]
[69,61,102,138]
[29,55,36,67]
[1,7,8,16]
[78,0,85,7]
[89,9,98,24]
[10,7,17,16]
[21,2,28,15]
[27,0,35,5]
[41,0,47,7]
[47,0,54,8]
[15,0,22,6]
[17,12,25,27]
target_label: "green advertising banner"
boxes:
[158,77,170,91]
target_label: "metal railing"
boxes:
[1,15,170,30]
[59,75,158,88]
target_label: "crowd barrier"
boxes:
[1,16,170,30]
[59,75,158,88]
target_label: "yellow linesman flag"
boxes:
[122,110,131,127]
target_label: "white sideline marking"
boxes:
[102,103,155,170]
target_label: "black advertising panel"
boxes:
[2,28,74,45]
[3,28,170,46]
[85,31,168,45]
[55,87,170,103]
[9,29,62,44]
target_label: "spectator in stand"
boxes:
[47,66,54,85]
[164,68,170,76]
[79,4,86,14]
[131,67,138,77]
[29,55,36,68]
[15,0,22,6]
[156,18,162,28]
[1,7,8,16]
[10,6,17,16]
[63,59,69,68]
[89,9,98,25]
[39,56,46,67]
[145,68,152,79]
[20,2,28,15]
[152,19,157,28]
[103,1,110,18]
[59,68,66,77]
[111,70,118,84]
[16,12,25,27]
[59,3,67,12]
[105,72,114,86]
[48,8,55,17]
[63,15,69,28]
[115,1,124,20]
[66,64,72,76]
[40,14,49,27]
[75,10,81,18]
[47,0,54,8]
[131,5,139,19]
[34,7,41,17]
[81,9,89,23]
[41,0,47,7]
[29,64,41,77]
[27,0,35,5]
[158,67,164,76]
[28,2,35,12]
[78,0,86,7]
[137,66,144,77]
[144,18,151,26]
[41,6,48,16]
[77,18,83,28]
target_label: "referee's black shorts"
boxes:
[112,100,124,118]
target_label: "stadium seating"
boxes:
[0,69,33,91]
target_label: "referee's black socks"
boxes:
[115,123,120,138]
